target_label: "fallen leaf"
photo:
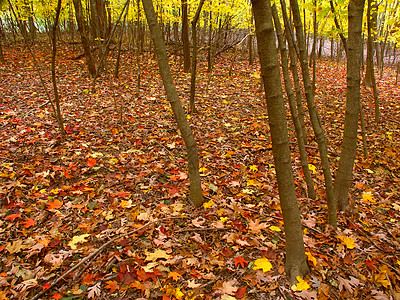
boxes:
[253,258,273,273]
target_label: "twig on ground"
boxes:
[31,216,187,300]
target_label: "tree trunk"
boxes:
[333,0,365,211]
[329,0,348,56]
[289,0,337,228]
[181,0,191,73]
[251,0,309,283]
[73,0,96,77]
[272,3,316,200]
[280,0,307,144]
[363,0,377,87]
[51,0,66,138]
[142,0,204,207]
[189,0,206,113]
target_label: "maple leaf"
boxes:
[362,192,375,203]
[372,271,391,288]
[87,283,101,298]
[220,279,238,295]
[46,200,63,210]
[248,219,267,232]
[87,157,96,169]
[168,271,181,281]
[291,276,310,291]
[203,199,214,209]
[145,249,171,261]
[249,165,258,172]
[6,240,27,254]
[130,280,146,292]
[23,218,35,228]
[68,234,90,250]
[234,256,248,268]
[5,213,22,222]
[105,280,119,293]
[253,258,273,273]
[308,164,317,174]
[337,235,356,249]
[338,276,363,293]
[120,199,133,208]
[187,279,201,288]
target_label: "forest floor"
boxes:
[0,42,400,300]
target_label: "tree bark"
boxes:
[73,0,96,77]
[181,0,191,73]
[251,0,309,283]
[333,0,365,210]
[51,0,66,138]
[289,0,337,228]
[363,0,377,87]
[189,0,206,113]
[142,0,204,207]
[272,4,316,201]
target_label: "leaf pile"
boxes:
[0,43,399,299]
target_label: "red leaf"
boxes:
[50,293,62,300]
[87,157,96,169]
[235,257,248,268]
[43,283,51,290]
[23,218,35,228]
[5,213,21,222]
[63,168,74,179]
[236,287,247,299]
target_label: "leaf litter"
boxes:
[0,43,399,299]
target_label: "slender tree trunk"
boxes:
[142,0,204,207]
[329,0,348,56]
[181,0,191,73]
[333,0,365,211]
[251,0,309,283]
[289,0,337,228]
[281,0,308,144]
[272,4,316,200]
[73,0,96,77]
[366,0,380,123]
[136,0,141,97]
[51,0,66,138]
[114,0,129,78]
[364,0,377,87]
[189,0,206,113]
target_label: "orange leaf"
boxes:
[87,157,96,169]
[50,293,62,300]
[235,257,248,268]
[5,214,21,222]
[43,283,51,290]
[63,169,73,179]
[168,271,182,281]
[23,218,35,228]
[104,280,119,294]
[46,200,63,210]
[82,272,94,285]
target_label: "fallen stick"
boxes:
[31,216,187,300]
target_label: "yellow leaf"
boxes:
[175,287,184,299]
[308,164,317,174]
[203,200,214,209]
[220,217,228,223]
[305,252,317,266]
[253,258,273,273]
[362,192,375,203]
[249,165,258,172]
[199,167,208,173]
[145,249,171,261]
[223,100,228,104]
[373,271,391,288]
[337,235,356,249]
[269,226,281,232]
[120,200,133,208]
[68,234,90,250]
[397,260,400,267]
[291,276,310,291]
